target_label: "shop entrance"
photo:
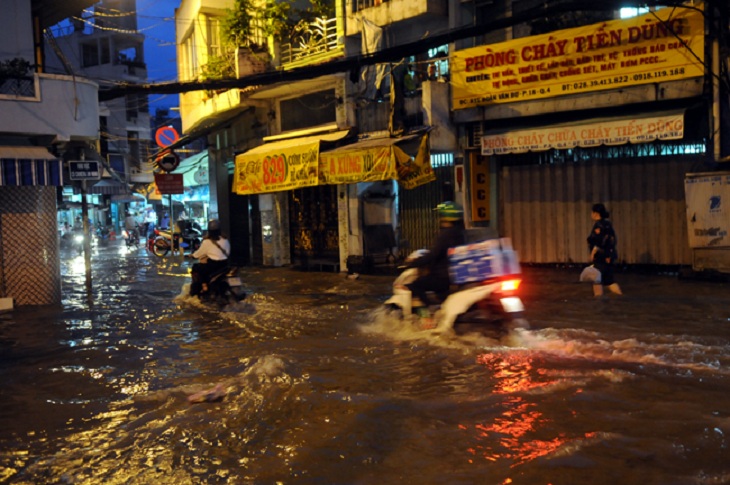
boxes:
[288,185,340,271]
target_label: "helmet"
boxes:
[207,219,221,232]
[436,201,463,221]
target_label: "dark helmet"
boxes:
[436,201,464,221]
[208,219,221,232]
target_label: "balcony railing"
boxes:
[355,0,388,12]
[0,76,36,98]
[279,17,342,68]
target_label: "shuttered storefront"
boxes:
[498,145,703,266]
[398,154,455,256]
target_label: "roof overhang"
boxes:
[33,0,98,30]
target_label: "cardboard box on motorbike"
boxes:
[448,238,521,284]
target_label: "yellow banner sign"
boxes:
[396,135,436,190]
[452,6,704,109]
[319,146,397,185]
[234,142,320,195]
[482,112,684,154]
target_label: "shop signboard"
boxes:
[69,161,101,180]
[452,6,704,109]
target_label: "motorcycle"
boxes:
[122,225,140,249]
[95,224,111,246]
[70,229,87,255]
[151,221,202,257]
[384,238,529,335]
[194,264,247,306]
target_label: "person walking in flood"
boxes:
[587,203,622,297]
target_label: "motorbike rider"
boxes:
[124,211,137,232]
[404,201,466,319]
[189,219,230,297]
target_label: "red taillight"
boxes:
[501,279,521,292]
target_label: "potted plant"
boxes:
[222,0,293,77]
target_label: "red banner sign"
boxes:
[154,173,184,194]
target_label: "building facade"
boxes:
[175,0,729,271]
[451,1,728,266]
[0,0,100,306]
[45,0,153,233]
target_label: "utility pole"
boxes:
[80,151,92,297]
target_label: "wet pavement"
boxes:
[1,240,729,484]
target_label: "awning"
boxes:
[233,131,436,195]
[111,193,146,203]
[173,149,209,187]
[481,111,685,155]
[88,179,131,195]
[0,146,62,186]
[233,130,351,195]
[320,133,436,189]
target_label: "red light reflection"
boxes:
[463,352,575,468]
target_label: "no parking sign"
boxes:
[155,126,180,148]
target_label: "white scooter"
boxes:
[384,239,529,335]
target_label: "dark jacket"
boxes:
[409,223,466,279]
[588,218,617,263]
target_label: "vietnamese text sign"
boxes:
[69,161,101,180]
[481,112,684,155]
[319,146,397,185]
[471,155,490,222]
[234,142,319,195]
[154,173,184,194]
[396,135,436,190]
[452,6,704,109]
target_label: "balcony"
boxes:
[0,73,99,141]
[181,16,346,132]
[345,0,447,38]
[279,17,344,70]
[355,80,456,151]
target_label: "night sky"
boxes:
[137,0,179,112]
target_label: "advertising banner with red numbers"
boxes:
[452,5,704,109]
[234,142,320,195]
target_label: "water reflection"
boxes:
[464,352,571,468]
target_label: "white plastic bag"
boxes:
[580,265,602,284]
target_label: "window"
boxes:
[206,16,223,58]
[180,34,199,81]
[280,90,338,132]
[82,42,99,67]
[620,7,664,19]
[100,38,110,65]
[427,45,449,80]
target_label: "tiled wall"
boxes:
[0,186,61,305]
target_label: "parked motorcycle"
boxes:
[151,221,202,257]
[384,238,528,335]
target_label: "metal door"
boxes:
[289,185,339,265]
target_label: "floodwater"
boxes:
[1,242,729,485]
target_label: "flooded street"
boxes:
[1,242,729,484]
